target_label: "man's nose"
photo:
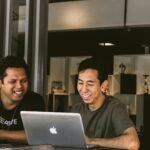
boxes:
[16,81,22,88]
[81,84,88,92]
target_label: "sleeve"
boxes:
[111,102,135,135]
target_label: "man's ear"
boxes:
[100,80,109,94]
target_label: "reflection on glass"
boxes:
[12,0,26,57]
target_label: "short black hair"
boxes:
[78,57,108,84]
[0,55,29,80]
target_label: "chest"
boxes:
[0,106,22,130]
[81,108,115,138]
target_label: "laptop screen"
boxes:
[21,111,88,148]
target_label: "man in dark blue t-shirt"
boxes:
[0,56,45,144]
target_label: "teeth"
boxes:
[14,91,23,95]
[83,96,88,98]
[15,91,22,93]
[82,94,90,98]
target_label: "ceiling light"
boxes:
[98,42,115,46]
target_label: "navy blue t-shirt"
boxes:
[0,91,45,131]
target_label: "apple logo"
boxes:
[49,126,57,134]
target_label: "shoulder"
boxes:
[106,96,126,107]
[25,90,42,97]
[20,91,45,111]
[106,96,131,120]
[105,96,127,113]
[106,96,135,134]
[24,91,43,100]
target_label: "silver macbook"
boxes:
[20,111,102,149]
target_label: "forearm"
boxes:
[0,130,27,143]
[86,128,140,150]
[86,135,138,150]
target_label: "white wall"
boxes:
[18,0,125,32]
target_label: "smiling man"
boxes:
[73,58,140,150]
[0,56,45,144]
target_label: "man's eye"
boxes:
[87,83,94,86]
[21,79,28,83]
[78,82,83,85]
[8,80,16,84]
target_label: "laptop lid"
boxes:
[21,111,88,148]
